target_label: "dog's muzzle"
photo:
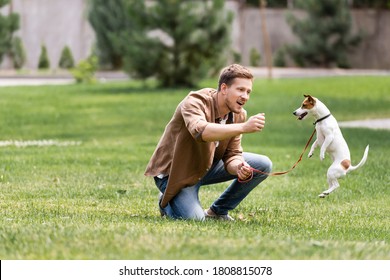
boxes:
[293,111,308,120]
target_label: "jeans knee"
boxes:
[263,156,273,173]
[251,155,272,180]
[249,154,272,172]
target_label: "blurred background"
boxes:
[0,0,389,87]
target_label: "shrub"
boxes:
[232,51,242,64]
[59,46,75,69]
[273,47,286,67]
[11,36,26,69]
[249,48,261,67]
[70,55,98,84]
[38,45,50,69]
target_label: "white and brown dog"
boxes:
[293,95,369,198]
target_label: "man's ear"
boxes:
[221,83,228,94]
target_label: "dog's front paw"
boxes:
[320,153,325,161]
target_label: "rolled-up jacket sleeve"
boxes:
[181,92,211,142]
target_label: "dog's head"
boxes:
[293,94,316,121]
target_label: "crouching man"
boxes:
[144,64,272,221]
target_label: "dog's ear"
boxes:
[307,95,316,105]
[304,94,316,105]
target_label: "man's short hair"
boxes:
[218,64,253,91]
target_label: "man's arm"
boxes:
[201,122,245,142]
[201,113,265,142]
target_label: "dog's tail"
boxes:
[347,145,369,173]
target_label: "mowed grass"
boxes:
[0,76,389,260]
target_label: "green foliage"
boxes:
[0,0,20,63]
[113,0,233,88]
[58,45,75,69]
[246,0,289,7]
[247,0,390,9]
[273,47,286,67]
[70,55,98,84]
[0,76,389,259]
[88,0,233,87]
[10,36,26,69]
[352,0,390,8]
[286,0,362,68]
[232,50,242,64]
[249,47,261,67]
[38,45,50,69]
[88,0,131,69]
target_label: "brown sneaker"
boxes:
[204,208,234,221]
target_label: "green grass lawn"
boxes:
[0,76,389,259]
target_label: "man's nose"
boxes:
[242,92,249,100]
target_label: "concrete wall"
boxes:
[1,0,94,70]
[239,7,390,69]
[239,8,301,66]
[1,1,389,70]
[349,9,390,69]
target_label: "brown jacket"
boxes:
[144,88,246,207]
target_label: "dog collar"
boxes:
[313,114,331,125]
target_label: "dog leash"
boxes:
[238,128,317,182]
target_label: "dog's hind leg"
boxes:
[319,166,343,198]
[319,178,339,198]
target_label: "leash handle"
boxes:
[238,128,316,182]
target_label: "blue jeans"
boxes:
[153,152,272,220]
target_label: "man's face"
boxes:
[221,78,252,114]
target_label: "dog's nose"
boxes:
[293,111,297,116]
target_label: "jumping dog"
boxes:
[293,95,369,198]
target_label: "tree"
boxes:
[88,0,131,69]
[286,0,361,68]
[0,0,20,64]
[120,0,233,87]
